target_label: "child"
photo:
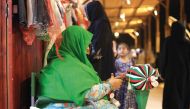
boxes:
[115,42,137,109]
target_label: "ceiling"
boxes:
[82,0,160,34]
[100,0,159,33]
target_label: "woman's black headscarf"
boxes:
[85,1,109,22]
[171,21,186,41]
[85,1,115,80]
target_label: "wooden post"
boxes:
[135,37,138,48]
[146,16,152,63]
[143,21,148,63]
[165,0,170,37]
[148,16,152,51]
[180,0,185,22]
[7,0,14,108]
[156,6,160,53]
[0,0,8,108]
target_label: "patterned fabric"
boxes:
[115,59,133,76]
[115,58,137,109]
[125,89,137,109]
[85,83,111,101]
[44,100,118,109]
[43,83,118,109]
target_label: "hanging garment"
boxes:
[44,0,63,39]
[74,8,89,29]
[18,0,27,26]
[26,0,37,27]
[35,0,50,39]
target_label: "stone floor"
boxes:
[146,83,164,109]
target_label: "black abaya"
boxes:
[159,22,190,109]
[86,1,115,81]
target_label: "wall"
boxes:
[0,0,8,108]
[0,0,44,108]
[11,16,44,109]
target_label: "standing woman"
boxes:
[85,1,115,81]
[159,22,190,109]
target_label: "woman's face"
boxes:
[86,47,90,55]
[117,44,129,57]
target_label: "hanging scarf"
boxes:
[39,26,101,106]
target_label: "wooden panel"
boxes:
[0,0,8,108]
[105,9,119,17]
[7,0,14,108]
[10,17,44,109]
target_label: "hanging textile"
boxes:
[18,0,89,65]
[18,0,50,44]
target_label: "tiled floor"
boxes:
[146,84,164,109]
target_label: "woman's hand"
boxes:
[116,73,126,79]
[108,73,123,90]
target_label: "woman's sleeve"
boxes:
[85,83,112,101]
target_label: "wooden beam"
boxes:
[125,0,145,28]
[108,16,147,19]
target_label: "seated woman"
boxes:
[37,26,122,109]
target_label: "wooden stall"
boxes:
[0,0,44,108]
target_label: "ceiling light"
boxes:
[126,0,131,5]
[120,13,126,19]
[147,7,154,11]
[115,22,119,27]
[137,19,143,24]
[114,32,120,38]
[154,10,158,16]
[134,31,139,36]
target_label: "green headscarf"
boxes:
[39,26,101,106]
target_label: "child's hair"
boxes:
[116,42,133,59]
[116,42,130,50]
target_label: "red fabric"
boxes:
[44,0,62,39]
[74,8,89,29]
[20,26,36,45]
[63,12,68,27]
[55,37,64,60]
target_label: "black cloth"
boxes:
[86,1,115,81]
[159,22,190,109]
